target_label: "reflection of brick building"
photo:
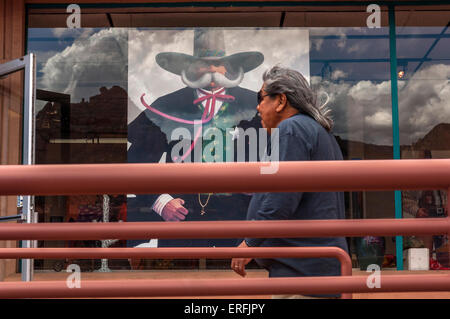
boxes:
[70,86,127,140]
[34,86,129,271]
[410,123,450,151]
[400,123,450,216]
[36,85,128,164]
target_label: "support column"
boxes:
[388,5,403,270]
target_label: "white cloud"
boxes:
[331,69,347,80]
[365,111,392,127]
[348,80,391,101]
[40,28,128,103]
[398,63,450,144]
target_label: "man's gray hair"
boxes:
[262,66,333,132]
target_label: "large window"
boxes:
[395,6,450,268]
[26,3,449,272]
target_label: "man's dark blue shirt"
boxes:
[245,113,349,297]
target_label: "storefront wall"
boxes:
[0,1,449,277]
[0,0,26,281]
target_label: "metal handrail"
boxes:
[0,160,449,195]
[0,247,352,298]
[0,160,449,298]
[0,217,448,298]
[0,218,447,240]
[2,275,450,299]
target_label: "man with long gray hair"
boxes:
[231,65,348,299]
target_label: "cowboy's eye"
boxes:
[185,63,206,80]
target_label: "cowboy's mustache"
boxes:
[181,67,244,89]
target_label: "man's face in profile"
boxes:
[256,85,280,134]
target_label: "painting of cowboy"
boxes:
[127,28,264,248]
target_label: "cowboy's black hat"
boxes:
[156,29,264,75]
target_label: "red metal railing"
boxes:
[0,218,448,240]
[0,160,449,298]
[0,159,449,195]
[0,247,352,298]
[2,275,450,299]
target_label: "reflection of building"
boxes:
[407,123,450,153]
[34,86,128,271]
[36,85,127,164]
[1,1,450,284]
[400,124,450,268]
[401,123,450,217]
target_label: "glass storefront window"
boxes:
[286,7,395,268]
[28,27,129,271]
[25,3,449,272]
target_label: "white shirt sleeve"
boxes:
[152,194,174,216]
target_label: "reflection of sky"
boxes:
[397,26,450,59]
[28,28,85,112]
[310,27,390,82]
[27,26,449,147]
[28,28,98,80]
[28,28,74,81]
[396,26,450,35]
[309,26,449,146]
[28,28,127,110]
[395,27,450,145]
[27,28,77,51]
[309,27,393,145]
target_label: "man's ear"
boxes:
[275,93,288,112]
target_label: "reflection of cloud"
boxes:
[331,69,347,80]
[35,50,60,96]
[310,28,348,51]
[312,76,393,145]
[365,111,392,127]
[40,28,127,103]
[313,63,450,146]
[128,29,310,123]
[398,64,450,144]
[349,80,391,101]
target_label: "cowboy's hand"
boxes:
[161,198,189,221]
[231,240,253,277]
